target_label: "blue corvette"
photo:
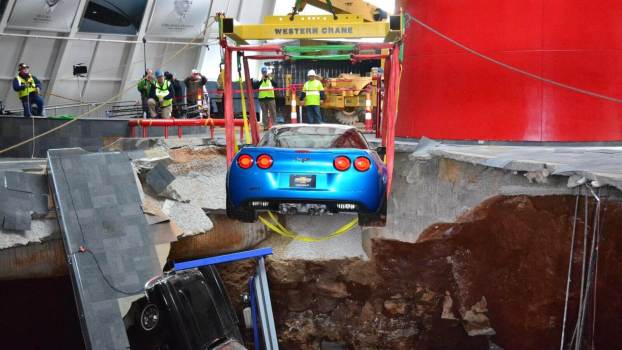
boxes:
[226,124,387,227]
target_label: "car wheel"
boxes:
[236,208,257,223]
[226,198,257,223]
[358,198,387,227]
[139,303,160,332]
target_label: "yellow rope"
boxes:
[238,78,252,144]
[258,211,358,242]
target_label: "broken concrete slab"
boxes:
[146,162,176,195]
[267,215,368,261]
[142,195,169,225]
[0,218,60,250]
[162,176,225,210]
[162,199,213,237]
[128,147,172,175]
[4,171,48,194]
[3,210,32,231]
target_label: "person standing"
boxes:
[137,69,155,118]
[184,69,207,106]
[165,71,184,118]
[184,69,207,118]
[12,63,44,117]
[150,70,174,119]
[254,66,278,129]
[300,70,325,124]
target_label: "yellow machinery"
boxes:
[285,71,381,125]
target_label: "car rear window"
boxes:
[258,126,368,149]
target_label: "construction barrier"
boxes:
[290,85,298,123]
[364,91,373,131]
[128,118,245,139]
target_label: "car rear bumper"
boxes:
[240,198,375,214]
[228,179,385,213]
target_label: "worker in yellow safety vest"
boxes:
[12,63,44,117]
[299,70,325,124]
[254,66,278,129]
[148,69,175,119]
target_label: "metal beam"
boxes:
[301,0,382,22]
[2,31,28,111]
[173,247,273,270]
[44,0,89,106]
[117,0,156,103]
[0,0,17,32]
[227,14,394,42]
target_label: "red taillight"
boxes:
[333,156,351,171]
[256,154,273,169]
[237,154,253,169]
[354,156,371,171]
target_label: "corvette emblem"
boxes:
[295,176,312,184]
[295,157,311,163]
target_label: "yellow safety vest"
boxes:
[303,79,324,106]
[258,79,275,99]
[16,74,37,98]
[155,80,172,107]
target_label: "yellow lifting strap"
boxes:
[258,211,358,242]
[238,79,252,145]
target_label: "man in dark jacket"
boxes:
[165,71,185,118]
[253,66,278,129]
[184,69,207,107]
[12,63,44,117]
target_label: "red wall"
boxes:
[397,0,622,141]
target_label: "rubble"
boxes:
[161,200,213,237]
[461,297,496,336]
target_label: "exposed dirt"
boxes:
[167,146,226,175]
[168,145,226,163]
[216,195,622,349]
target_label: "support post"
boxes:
[364,90,373,131]
[290,85,298,123]
[243,56,260,144]
[381,54,392,146]
[375,76,383,139]
[224,46,235,164]
[384,45,401,195]
[255,257,278,349]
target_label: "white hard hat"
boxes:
[307,69,316,77]
[191,69,199,74]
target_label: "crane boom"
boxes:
[295,0,388,22]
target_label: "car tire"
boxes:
[358,197,387,227]
[226,198,257,223]
[139,303,160,332]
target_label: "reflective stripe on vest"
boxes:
[303,80,323,106]
[258,79,275,99]
[155,80,172,107]
[16,75,36,98]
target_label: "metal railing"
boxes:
[43,100,140,119]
